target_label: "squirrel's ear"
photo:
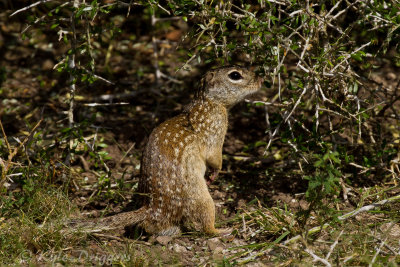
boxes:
[203,71,215,88]
[200,71,213,88]
[205,71,215,82]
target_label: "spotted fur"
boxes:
[97,66,263,236]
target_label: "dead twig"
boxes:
[10,0,56,17]
[0,119,43,188]
[65,0,80,167]
[305,248,332,267]
[369,235,388,267]
[283,193,400,245]
[325,230,344,260]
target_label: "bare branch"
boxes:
[305,248,332,267]
[10,0,56,17]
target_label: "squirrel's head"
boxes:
[199,66,263,107]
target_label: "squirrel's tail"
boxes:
[64,206,148,234]
[98,206,148,229]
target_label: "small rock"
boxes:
[207,237,223,251]
[386,72,396,81]
[214,246,224,254]
[212,247,225,260]
[372,74,384,84]
[299,200,309,210]
[213,190,226,199]
[380,222,400,237]
[42,59,54,70]
[165,29,182,41]
[156,236,173,245]
[232,239,247,246]
[170,243,188,253]
[81,172,96,184]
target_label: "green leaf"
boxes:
[314,159,323,167]
[351,51,366,62]
[254,141,267,147]
[75,7,85,18]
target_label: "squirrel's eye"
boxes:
[228,71,243,81]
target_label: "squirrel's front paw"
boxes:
[207,169,220,184]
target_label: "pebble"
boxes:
[386,72,396,81]
[207,237,223,251]
[170,243,188,253]
[156,236,173,245]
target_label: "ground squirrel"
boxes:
[78,66,263,236]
